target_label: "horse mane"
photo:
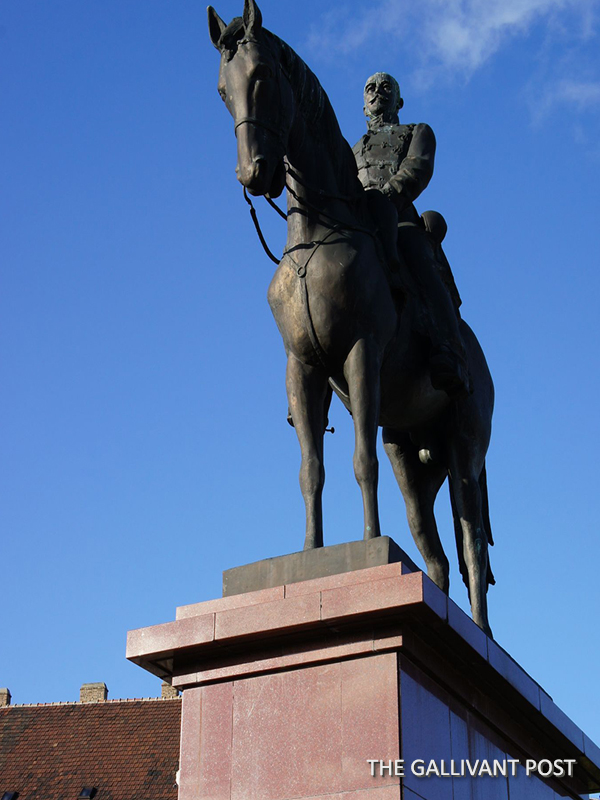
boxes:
[220,18,362,198]
[267,31,361,197]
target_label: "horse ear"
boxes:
[207,6,227,49]
[243,0,263,35]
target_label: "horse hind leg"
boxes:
[383,427,449,592]
[286,354,330,550]
[448,458,493,637]
[344,337,382,540]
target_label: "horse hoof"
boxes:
[427,570,449,594]
[473,618,493,638]
[303,537,323,550]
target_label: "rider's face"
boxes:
[364,77,395,116]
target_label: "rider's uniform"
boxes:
[353,122,465,382]
[353,121,434,226]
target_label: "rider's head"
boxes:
[363,72,403,125]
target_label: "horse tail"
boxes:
[449,460,495,594]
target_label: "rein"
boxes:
[234,38,372,264]
[243,187,282,265]
[241,181,344,373]
[284,178,373,236]
[242,161,376,267]
[266,194,287,220]
[285,165,362,205]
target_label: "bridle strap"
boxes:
[285,176,373,237]
[234,116,283,143]
[285,165,362,204]
[232,36,289,147]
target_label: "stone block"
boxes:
[127,613,214,662]
[222,535,418,596]
[321,571,446,623]
[176,585,285,619]
[487,639,541,710]
[128,561,600,798]
[215,591,321,642]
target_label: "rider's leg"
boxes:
[397,223,469,395]
[364,189,403,275]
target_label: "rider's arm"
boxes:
[382,123,436,211]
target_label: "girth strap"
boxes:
[283,225,342,371]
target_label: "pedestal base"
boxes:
[127,553,600,800]
[222,536,418,596]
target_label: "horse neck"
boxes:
[284,116,358,245]
[288,106,336,182]
[278,40,360,235]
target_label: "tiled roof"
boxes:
[0,698,181,799]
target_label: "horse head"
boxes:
[208,0,290,198]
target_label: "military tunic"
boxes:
[352,122,436,225]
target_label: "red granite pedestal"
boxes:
[127,560,600,800]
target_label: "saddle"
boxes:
[361,190,462,316]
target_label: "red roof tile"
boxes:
[0,698,181,799]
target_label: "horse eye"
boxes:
[253,63,273,82]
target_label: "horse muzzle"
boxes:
[236,156,274,196]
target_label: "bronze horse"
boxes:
[209,0,495,636]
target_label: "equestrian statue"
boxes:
[208,0,495,636]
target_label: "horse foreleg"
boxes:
[344,338,382,540]
[448,462,492,637]
[286,354,330,549]
[382,428,449,592]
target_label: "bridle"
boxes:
[228,37,375,265]
[242,162,377,267]
[234,116,284,145]
[231,36,289,152]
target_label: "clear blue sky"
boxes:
[2,0,599,756]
